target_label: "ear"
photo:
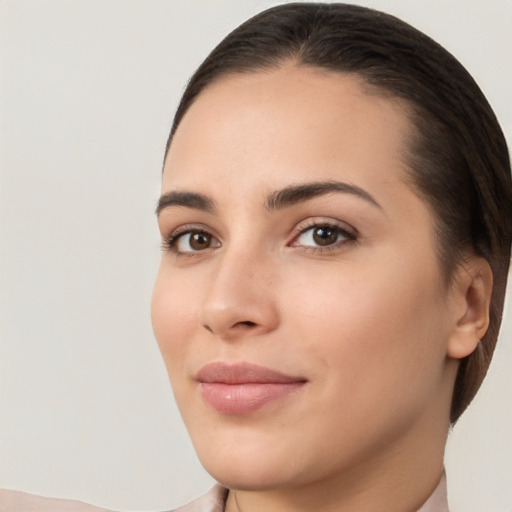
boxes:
[447,257,493,359]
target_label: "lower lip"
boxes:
[200,382,305,414]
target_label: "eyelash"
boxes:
[161,224,218,256]
[161,220,357,256]
[290,220,357,254]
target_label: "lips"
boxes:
[196,362,307,414]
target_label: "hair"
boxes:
[164,3,512,423]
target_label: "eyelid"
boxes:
[160,217,357,256]
[161,223,221,255]
[289,218,357,250]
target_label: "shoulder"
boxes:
[0,489,114,512]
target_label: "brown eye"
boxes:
[173,230,221,253]
[190,232,212,250]
[312,226,339,246]
[294,223,354,250]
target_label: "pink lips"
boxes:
[197,362,307,415]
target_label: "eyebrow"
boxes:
[265,181,382,211]
[156,180,381,216]
[156,191,215,216]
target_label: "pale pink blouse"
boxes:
[169,472,449,512]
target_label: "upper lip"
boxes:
[196,362,307,384]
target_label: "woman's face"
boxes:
[152,66,461,491]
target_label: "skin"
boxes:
[0,66,492,512]
[153,65,491,512]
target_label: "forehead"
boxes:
[163,65,413,196]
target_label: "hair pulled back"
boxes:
[165,3,512,423]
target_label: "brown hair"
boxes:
[165,3,512,423]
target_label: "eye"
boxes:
[292,223,355,249]
[165,230,221,254]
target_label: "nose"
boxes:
[199,250,280,341]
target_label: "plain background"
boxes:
[1,1,511,511]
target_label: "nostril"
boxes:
[236,321,257,328]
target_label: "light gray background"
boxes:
[1,1,511,511]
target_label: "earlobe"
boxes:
[447,257,493,360]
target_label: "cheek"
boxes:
[151,264,200,372]
[286,258,449,396]
[276,264,449,464]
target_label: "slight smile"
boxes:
[196,362,308,415]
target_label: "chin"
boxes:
[196,440,300,491]
[205,462,291,491]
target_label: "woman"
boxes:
[2,2,511,511]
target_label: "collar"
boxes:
[417,470,449,512]
[171,471,448,512]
